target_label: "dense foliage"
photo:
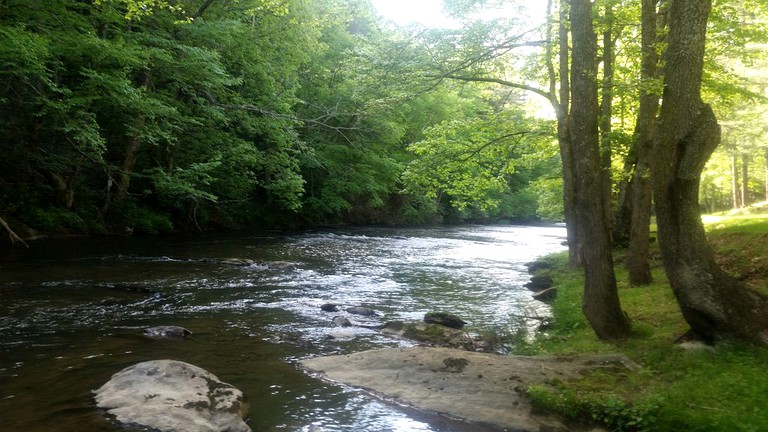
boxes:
[0,0,561,235]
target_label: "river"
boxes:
[0,224,566,432]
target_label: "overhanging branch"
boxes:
[434,74,554,102]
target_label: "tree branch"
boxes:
[0,216,28,247]
[433,74,554,102]
[193,0,217,18]
[460,130,551,162]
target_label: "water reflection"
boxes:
[0,224,565,431]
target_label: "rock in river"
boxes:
[94,359,250,432]
[143,326,192,339]
[423,311,466,329]
[320,303,339,312]
[332,316,353,327]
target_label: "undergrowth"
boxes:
[518,214,768,431]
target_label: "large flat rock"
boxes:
[301,347,635,431]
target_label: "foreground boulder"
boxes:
[94,360,250,432]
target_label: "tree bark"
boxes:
[653,0,768,345]
[570,0,631,339]
[626,0,663,286]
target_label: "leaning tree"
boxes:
[652,0,768,345]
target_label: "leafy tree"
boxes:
[403,104,555,220]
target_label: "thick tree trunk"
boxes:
[570,0,631,339]
[626,0,663,286]
[653,0,768,345]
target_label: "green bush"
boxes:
[131,206,173,234]
[524,385,660,431]
[28,208,86,233]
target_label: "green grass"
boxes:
[521,213,768,431]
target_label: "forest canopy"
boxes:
[0,0,765,236]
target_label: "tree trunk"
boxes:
[101,73,150,221]
[652,0,768,346]
[765,147,768,201]
[49,169,79,210]
[114,115,146,204]
[731,154,741,209]
[741,153,749,207]
[599,3,615,241]
[556,0,580,268]
[626,0,663,286]
[546,0,579,268]
[613,1,667,250]
[570,0,631,339]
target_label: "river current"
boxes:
[0,224,566,432]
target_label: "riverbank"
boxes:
[521,213,768,431]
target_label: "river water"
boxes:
[0,224,566,432]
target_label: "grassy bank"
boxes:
[520,213,768,431]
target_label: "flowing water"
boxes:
[0,224,566,432]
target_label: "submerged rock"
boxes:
[143,326,192,339]
[94,359,250,432]
[332,316,352,327]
